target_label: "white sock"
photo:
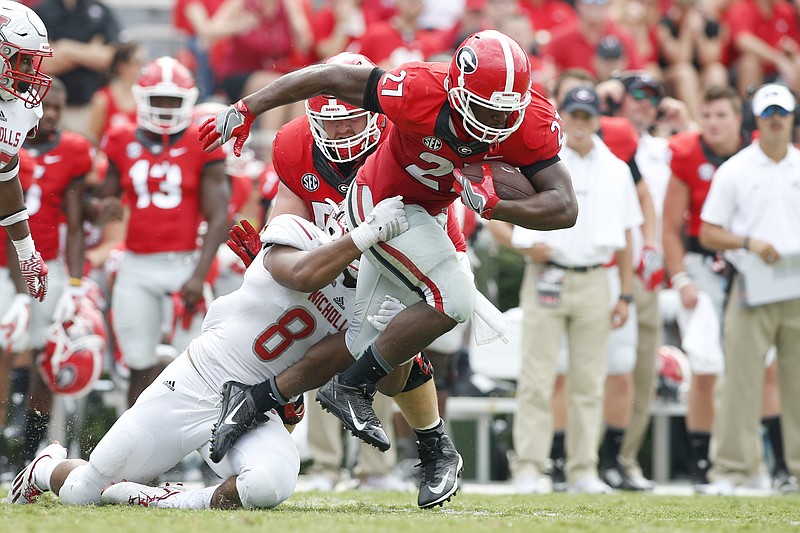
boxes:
[34,457,62,492]
[161,485,218,509]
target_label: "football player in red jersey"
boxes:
[12,78,95,464]
[0,2,52,302]
[200,30,578,506]
[93,57,230,408]
[213,52,475,507]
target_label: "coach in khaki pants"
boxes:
[699,84,800,494]
[508,87,642,494]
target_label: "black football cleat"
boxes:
[416,434,463,509]
[315,375,390,452]
[210,381,259,463]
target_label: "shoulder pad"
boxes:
[261,214,330,251]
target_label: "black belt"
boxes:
[546,261,603,273]
[687,236,717,259]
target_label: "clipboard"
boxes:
[738,253,800,306]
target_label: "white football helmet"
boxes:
[305,52,384,163]
[0,1,53,105]
[133,57,199,134]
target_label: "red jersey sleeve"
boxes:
[518,92,562,166]
[375,62,449,129]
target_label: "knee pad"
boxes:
[58,464,108,506]
[236,466,294,509]
[401,352,434,393]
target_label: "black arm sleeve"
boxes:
[520,155,561,179]
[628,158,642,184]
[362,68,386,115]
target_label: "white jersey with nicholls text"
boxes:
[0,98,41,165]
[188,215,354,391]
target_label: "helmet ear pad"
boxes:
[446,30,533,143]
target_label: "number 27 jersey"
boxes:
[361,61,562,214]
[187,215,354,390]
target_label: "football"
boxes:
[459,161,535,200]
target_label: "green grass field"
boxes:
[3,490,799,532]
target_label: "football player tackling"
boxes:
[6,195,408,509]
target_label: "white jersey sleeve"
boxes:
[260,214,331,251]
[187,215,353,392]
[0,99,41,163]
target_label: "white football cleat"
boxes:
[101,482,186,508]
[6,441,67,504]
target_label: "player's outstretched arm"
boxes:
[199,64,375,154]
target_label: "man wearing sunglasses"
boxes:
[698,83,800,495]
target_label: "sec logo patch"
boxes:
[423,136,442,151]
[302,173,320,192]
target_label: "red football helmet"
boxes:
[133,57,199,134]
[0,1,53,106]
[39,299,107,398]
[446,30,532,143]
[657,345,691,403]
[305,52,385,163]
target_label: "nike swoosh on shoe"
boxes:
[428,469,452,495]
[348,401,367,431]
[223,399,245,426]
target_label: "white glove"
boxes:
[0,293,31,352]
[367,295,406,331]
[52,283,87,323]
[349,195,409,252]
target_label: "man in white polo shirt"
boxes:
[510,86,642,494]
[699,83,800,495]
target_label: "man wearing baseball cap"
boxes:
[698,83,800,495]
[509,85,643,494]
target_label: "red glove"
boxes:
[170,291,208,337]
[453,164,500,219]
[278,396,305,426]
[199,99,256,156]
[226,219,261,268]
[19,252,48,302]
[638,246,665,291]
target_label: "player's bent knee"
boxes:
[58,464,108,506]
[236,466,295,509]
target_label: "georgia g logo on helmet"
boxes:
[446,30,533,144]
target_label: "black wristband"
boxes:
[742,237,750,251]
[619,294,633,304]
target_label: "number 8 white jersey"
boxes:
[188,215,354,391]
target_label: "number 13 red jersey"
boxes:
[103,123,225,253]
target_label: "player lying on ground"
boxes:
[6,196,408,509]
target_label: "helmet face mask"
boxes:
[447,30,532,143]
[0,2,53,106]
[306,96,382,163]
[133,57,199,135]
[305,52,384,163]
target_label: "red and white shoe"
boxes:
[101,482,186,508]
[6,441,67,504]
